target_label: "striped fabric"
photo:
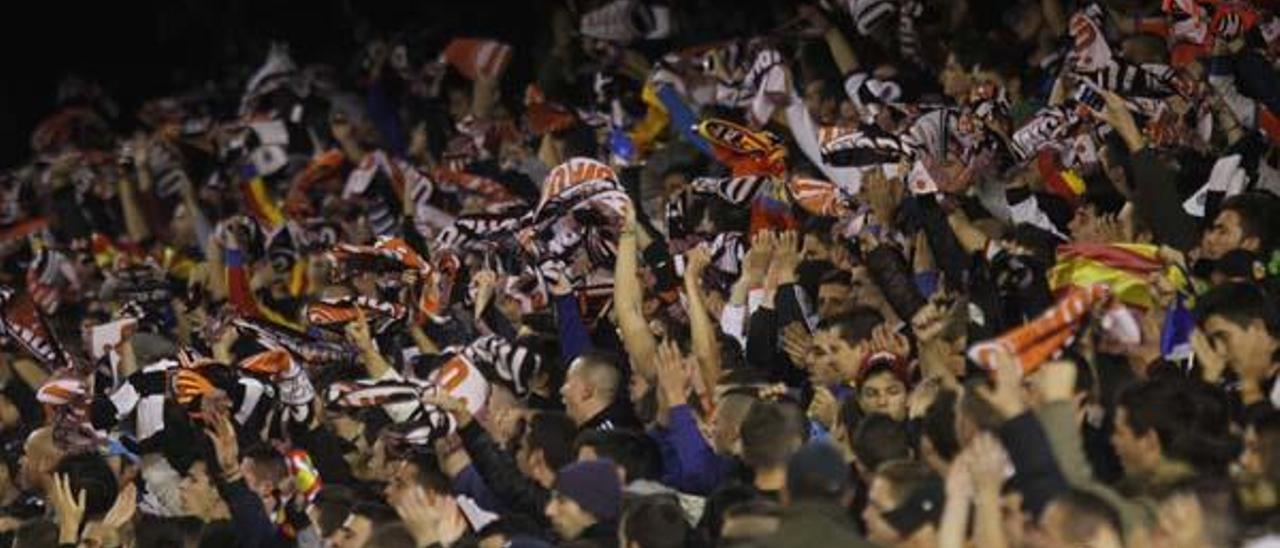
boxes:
[461,335,541,396]
[304,296,407,334]
[843,0,897,35]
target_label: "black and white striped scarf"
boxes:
[460,335,541,397]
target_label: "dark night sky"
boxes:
[0,0,550,167]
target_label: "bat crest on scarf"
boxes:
[696,119,787,177]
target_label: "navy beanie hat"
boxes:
[553,458,622,522]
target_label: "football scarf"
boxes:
[460,335,541,397]
[968,284,1111,374]
[696,119,787,177]
[304,295,407,335]
[0,286,67,366]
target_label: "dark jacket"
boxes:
[758,501,877,548]
[580,401,642,432]
[561,520,618,548]
[458,420,552,527]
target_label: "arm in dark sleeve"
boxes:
[865,245,927,321]
[480,300,518,341]
[745,306,780,372]
[217,478,281,548]
[1234,50,1280,115]
[775,284,811,329]
[457,420,550,522]
[996,411,1071,518]
[554,294,591,364]
[654,405,727,496]
[1129,149,1200,251]
[915,197,969,291]
[452,464,504,513]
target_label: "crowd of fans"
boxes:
[1,0,1279,546]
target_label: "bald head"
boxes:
[20,427,63,492]
[561,353,623,425]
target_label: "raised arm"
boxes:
[683,246,722,392]
[614,208,659,379]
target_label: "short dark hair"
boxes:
[1049,489,1123,543]
[1194,282,1279,337]
[53,452,119,519]
[1117,378,1237,475]
[570,350,624,403]
[922,388,960,462]
[311,484,358,537]
[351,500,400,526]
[740,401,800,469]
[135,516,205,548]
[575,428,662,482]
[873,459,941,511]
[819,306,884,346]
[242,444,288,486]
[853,414,911,472]
[366,523,417,548]
[1218,192,1280,253]
[528,411,578,472]
[621,496,692,548]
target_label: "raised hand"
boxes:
[768,230,802,288]
[869,323,911,359]
[974,346,1026,420]
[964,433,1010,495]
[743,231,776,284]
[911,290,955,342]
[781,322,814,368]
[422,392,474,429]
[205,412,242,481]
[653,340,690,408]
[1190,328,1227,383]
[808,385,838,429]
[51,473,87,544]
[685,245,712,281]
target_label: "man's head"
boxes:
[810,308,882,385]
[326,500,398,548]
[1112,378,1236,478]
[52,452,118,520]
[575,429,661,484]
[240,445,287,510]
[1200,192,1279,260]
[560,352,623,425]
[517,411,578,489]
[383,451,450,506]
[1034,490,1124,548]
[711,389,758,455]
[864,460,945,547]
[857,360,910,421]
[619,495,691,548]
[784,441,851,506]
[179,461,226,521]
[852,414,912,476]
[546,459,623,540]
[18,426,62,492]
[1195,282,1279,378]
[817,271,855,320]
[739,401,802,473]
